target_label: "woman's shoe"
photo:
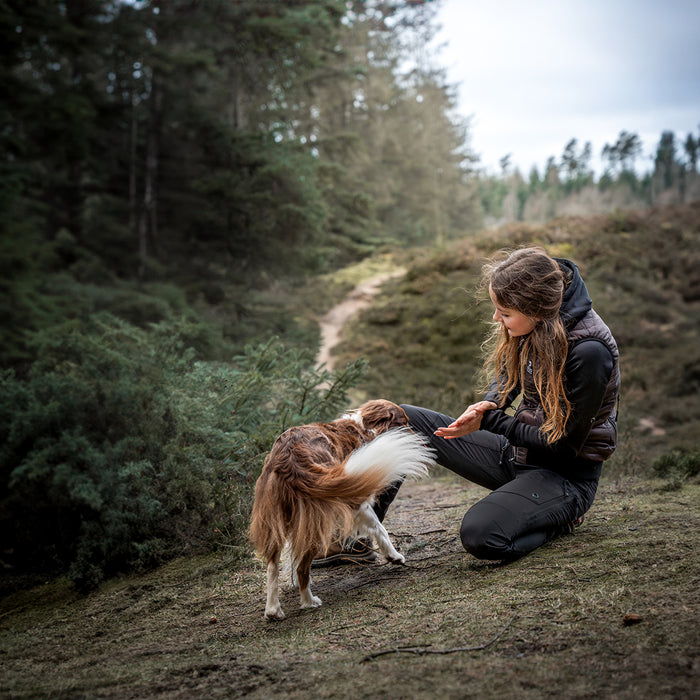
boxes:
[565,515,585,534]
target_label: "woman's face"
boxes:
[489,285,538,337]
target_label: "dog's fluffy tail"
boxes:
[298,427,434,502]
[343,427,434,485]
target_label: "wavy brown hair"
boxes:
[482,247,571,443]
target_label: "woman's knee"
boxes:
[460,511,509,560]
[400,404,441,434]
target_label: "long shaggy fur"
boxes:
[249,400,434,620]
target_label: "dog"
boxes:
[249,399,434,620]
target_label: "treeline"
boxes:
[478,127,700,224]
[1,0,477,590]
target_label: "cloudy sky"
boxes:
[432,0,700,176]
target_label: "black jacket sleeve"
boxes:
[479,340,614,464]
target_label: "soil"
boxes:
[1,473,698,699]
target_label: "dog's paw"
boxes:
[388,552,406,565]
[301,594,322,609]
[264,605,286,621]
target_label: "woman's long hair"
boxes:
[482,247,571,443]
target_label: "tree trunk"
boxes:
[138,77,162,281]
[129,93,138,241]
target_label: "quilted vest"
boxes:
[514,308,620,464]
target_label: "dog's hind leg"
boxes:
[354,502,405,564]
[264,550,285,620]
[296,552,322,610]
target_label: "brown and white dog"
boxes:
[249,400,434,620]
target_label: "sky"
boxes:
[431,0,700,176]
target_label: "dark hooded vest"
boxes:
[514,308,620,464]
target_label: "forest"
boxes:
[1,0,699,596]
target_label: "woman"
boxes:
[379,246,620,561]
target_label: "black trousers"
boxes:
[373,405,600,561]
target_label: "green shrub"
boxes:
[0,317,365,590]
[652,450,700,480]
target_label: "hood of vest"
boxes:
[557,258,592,330]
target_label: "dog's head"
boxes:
[352,399,409,435]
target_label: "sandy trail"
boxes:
[316,269,405,370]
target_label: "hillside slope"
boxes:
[334,202,700,469]
[1,204,699,699]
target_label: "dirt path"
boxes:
[1,476,698,699]
[316,270,405,370]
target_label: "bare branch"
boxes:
[360,613,517,662]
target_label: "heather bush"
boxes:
[652,449,700,480]
[0,316,364,590]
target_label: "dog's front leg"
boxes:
[355,502,405,564]
[264,553,285,620]
[297,553,322,609]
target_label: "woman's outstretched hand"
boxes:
[434,401,498,439]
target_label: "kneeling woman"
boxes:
[379,247,620,561]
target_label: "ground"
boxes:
[1,471,698,699]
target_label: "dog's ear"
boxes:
[359,400,409,433]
